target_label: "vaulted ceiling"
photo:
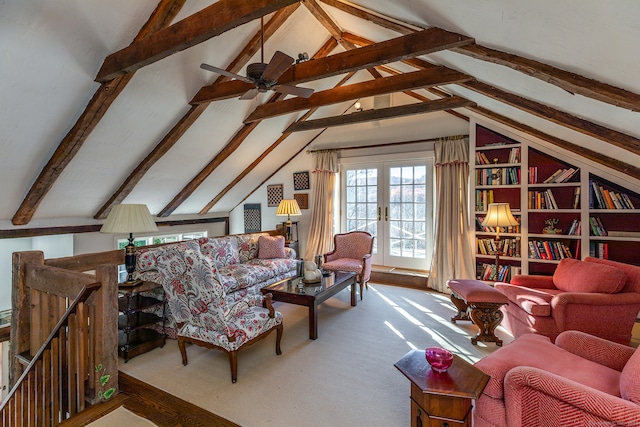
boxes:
[1,0,639,231]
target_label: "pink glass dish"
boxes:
[425,347,453,373]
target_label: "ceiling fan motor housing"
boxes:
[247,62,272,82]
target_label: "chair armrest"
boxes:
[551,292,640,335]
[324,249,338,263]
[262,293,276,318]
[361,253,373,282]
[555,331,636,371]
[510,274,556,289]
[505,366,640,425]
[226,295,264,319]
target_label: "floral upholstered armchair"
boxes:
[322,231,374,300]
[155,244,283,383]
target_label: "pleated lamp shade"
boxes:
[100,204,158,234]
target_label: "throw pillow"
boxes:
[620,347,640,404]
[553,258,627,293]
[258,235,286,259]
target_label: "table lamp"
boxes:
[276,199,301,242]
[100,204,158,282]
[481,203,518,273]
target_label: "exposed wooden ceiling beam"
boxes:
[319,0,417,35]
[94,7,300,220]
[461,80,640,156]
[190,27,473,104]
[11,0,187,226]
[469,105,640,181]
[199,72,356,215]
[324,0,640,113]
[157,39,340,217]
[96,0,299,81]
[285,97,475,133]
[453,44,640,112]
[245,67,471,123]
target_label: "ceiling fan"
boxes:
[200,17,314,100]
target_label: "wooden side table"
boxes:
[395,349,489,427]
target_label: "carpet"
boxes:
[87,407,157,426]
[118,283,513,426]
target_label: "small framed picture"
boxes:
[294,193,309,209]
[267,184,283,207]
[293,171,310,190]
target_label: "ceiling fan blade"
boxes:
[239,87,260,100]
[262,51,294,82]
[274,84,314,98]
[200,63,253,84]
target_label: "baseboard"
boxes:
[370,267,428,289]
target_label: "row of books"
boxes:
[476,262,521,282]
[475,189,494,211]
[475,147,521,165]
[542,167,579,183]
[589,216,607,236]
[527,189,558,209]
[528,240,573,260]
[566,219,581,236]
[589,242,609,259]
[476,215,521,233]
[475,167,520,186]
[590,181,636,209]
[477,237,521,258]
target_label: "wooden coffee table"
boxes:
[395,349,489,427]
[261,271,357,340]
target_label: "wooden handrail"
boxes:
[1,282,102,426]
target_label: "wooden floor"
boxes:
[65,372,239,427]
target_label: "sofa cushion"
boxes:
[494,283,555,316]
[620,347,640,404]
[258,235,286,259]
[585,257,640,294]
[236,233,268,263]
[475,334,622,400]
[199,236,239,267]
[553,258,627,294]
[136,239,200,272]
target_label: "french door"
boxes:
[341,155,434,270]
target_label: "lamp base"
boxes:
[124,236,136,282]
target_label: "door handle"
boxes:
[378,207,381,221]
[385,207,388,221]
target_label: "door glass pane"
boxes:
[345,167,378,253]
[389,166,428,260]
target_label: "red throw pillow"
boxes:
[553,258,627,293]
[258,235,286,259]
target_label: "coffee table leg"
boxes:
[309,302,318,340]
[350,280,357,306]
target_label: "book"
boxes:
[572,187,580,209]
[543,168,564,183]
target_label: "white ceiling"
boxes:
[1,0,639,228]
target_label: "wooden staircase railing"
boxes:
[3,250,120,426]
[0,283,101,425]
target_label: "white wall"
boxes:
[230,151,315,258]
[0,234,74,312]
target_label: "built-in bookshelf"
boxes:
[473,123,640,279]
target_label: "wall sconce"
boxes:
[296,52,309,64]
[353,101,363,112]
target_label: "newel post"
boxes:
[9,251,44,388]
[90,264,119,402]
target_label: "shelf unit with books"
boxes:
[588,173,640,265]
[473,122,640,279]
[474,125,522,281]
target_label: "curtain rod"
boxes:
[306,134,469,154]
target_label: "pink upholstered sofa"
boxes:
[473,330,640,426]
[494,257,640,344]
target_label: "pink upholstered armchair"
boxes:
[474,330,640,427]
[322,231,374,300]
[495,257,640,344]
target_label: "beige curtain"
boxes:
[429,136,475,293]
[304,151,339,262]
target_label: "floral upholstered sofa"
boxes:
[132,232,298,337]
